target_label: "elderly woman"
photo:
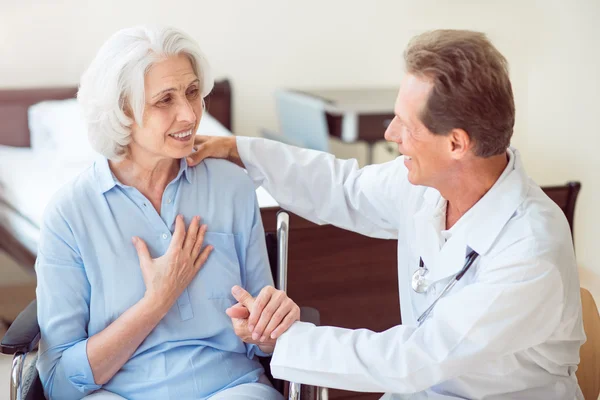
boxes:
[35,26,298,400]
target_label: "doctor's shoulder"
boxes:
[486,182,575,269]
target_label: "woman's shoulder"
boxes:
[190,158,256,196]
[42,164,99,225]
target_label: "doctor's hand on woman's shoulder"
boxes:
[187,135,244,168]
[226,285,301,353]
[132,214,214,317]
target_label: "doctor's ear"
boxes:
[447,128,473,160]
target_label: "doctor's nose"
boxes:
[384,117,402,143]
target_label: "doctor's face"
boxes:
[384,74,453,187]
[128,54,203,163]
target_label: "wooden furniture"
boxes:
[578,287,600,400]
[540,181,581,239]
[297,87,398,164]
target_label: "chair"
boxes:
[577,287,600,400]
[541,181,581,239]
[1,211,324,400]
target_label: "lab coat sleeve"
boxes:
[270,237,565,394]
[236,137,407,239]
[35,204,101,399]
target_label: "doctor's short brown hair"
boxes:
[404,30,515,158]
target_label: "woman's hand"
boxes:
[133,214,213,315]
[227,303,276,354]
[186,135,243,168]
[226,285,300,348]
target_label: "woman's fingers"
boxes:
[132,236,151,265]
[168,215,186,253]
[226,303,250,319]
[182,216,201,254]
[192,224,207,260]
[193,243,213,271]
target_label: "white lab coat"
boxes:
[236,137,586,400]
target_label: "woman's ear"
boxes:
[122,98,134,119]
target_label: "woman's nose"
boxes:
[177,99,196,123]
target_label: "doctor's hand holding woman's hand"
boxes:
[187,136,243,167]
[226,285,301,353]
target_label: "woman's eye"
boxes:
[157,96,172,105]
[187,88,199,98]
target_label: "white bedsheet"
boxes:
[0,201,39,254]
[0,144,278,253]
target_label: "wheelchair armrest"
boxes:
[299,306,320,326]
[0,299,40,355]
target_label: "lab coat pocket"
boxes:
[194,232,242,300]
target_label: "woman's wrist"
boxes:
[140,293,172,320]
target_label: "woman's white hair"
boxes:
[78,25,214,160]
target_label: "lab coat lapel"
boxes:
[466,150,529,256]
[427,231,471,283]
[414,148,529,283]
[413,187,444,273]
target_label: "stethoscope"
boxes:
[413,250,480,326]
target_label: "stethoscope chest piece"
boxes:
[411,258,430,293]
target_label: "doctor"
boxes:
[188,30,585,399]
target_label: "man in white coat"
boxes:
[188,30,585,399]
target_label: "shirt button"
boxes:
[162,233,169,240]
[166,198,172,204]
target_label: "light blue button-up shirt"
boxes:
[35,157,274,400]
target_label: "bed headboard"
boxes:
[0,79,232,148]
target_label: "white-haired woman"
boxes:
[35,26,298,400]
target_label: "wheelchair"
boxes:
[1,211,328,400]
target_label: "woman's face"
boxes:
[129,54,203,162]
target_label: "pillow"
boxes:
[28,98,97,168]
[196,112,232,137]
[28,99,232,167]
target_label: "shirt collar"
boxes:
[415,148,529,282]
[465,147,528,256]
[95,157,192,194]
[418,147,528,256]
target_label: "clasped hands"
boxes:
[225,285,300,353]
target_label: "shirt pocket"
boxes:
[194,231,243,300]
